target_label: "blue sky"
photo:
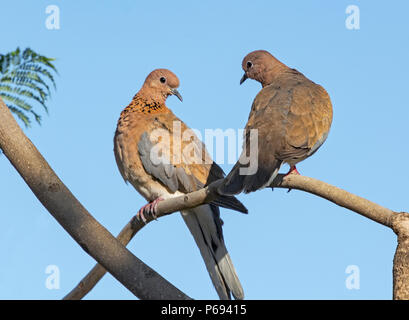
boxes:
[0,0,408,299]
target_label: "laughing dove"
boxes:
[218,50,333,195]
[114,69,246,300]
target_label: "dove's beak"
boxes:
[240,73,248,85]
[171,88,183,102]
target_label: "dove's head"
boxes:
[240,50,287,87]
[141,69,183,102]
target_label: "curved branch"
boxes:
[66,173,400,299]
[64,181,221,299]
[270,174,394,227]
[0,97,191,300]
[392,212,409,300]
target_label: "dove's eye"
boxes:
[246,61,253,69]
[160,77,166,83]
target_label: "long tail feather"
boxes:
[181,204,244,300]
[211,195,248,214]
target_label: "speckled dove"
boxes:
[218,50,333,195]
[114,69,246,300]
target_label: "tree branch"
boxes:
[66,173,406,299]
[391,212,409,299]
[0,97,191,300]
[270,174,394,227]
[64,181,221,299]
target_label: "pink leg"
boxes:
[137,197,164,223]
[284,166,300,193]
[284,165,300,177]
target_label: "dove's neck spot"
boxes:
[123,94,169,115]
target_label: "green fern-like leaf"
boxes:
[4,70,51,93]
[6,105,30,127]
[1,93,34,111]
[0,85,47,112]
[0,77,48,101]
[0,47,58,127]
[18,64,56,89]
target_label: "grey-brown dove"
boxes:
[114,69,246,300]
[218,50,333,195]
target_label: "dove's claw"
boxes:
[136,197,164,223]
[284,165,300,177]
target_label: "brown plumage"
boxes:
[218,50,333,195]
[114,69,246,300]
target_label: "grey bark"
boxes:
[67,174,409,300]
[1,93,407,300]
[0,97,191,300]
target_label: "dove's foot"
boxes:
[285,165,300,177]
[136,197,164,223]
[285,166,300,193]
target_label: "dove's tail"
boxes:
[181,204,244,300]
[211,194,248,214]
[218,157,283,195]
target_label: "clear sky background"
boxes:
[1,0,408,300]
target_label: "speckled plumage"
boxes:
[114,69,245,300]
